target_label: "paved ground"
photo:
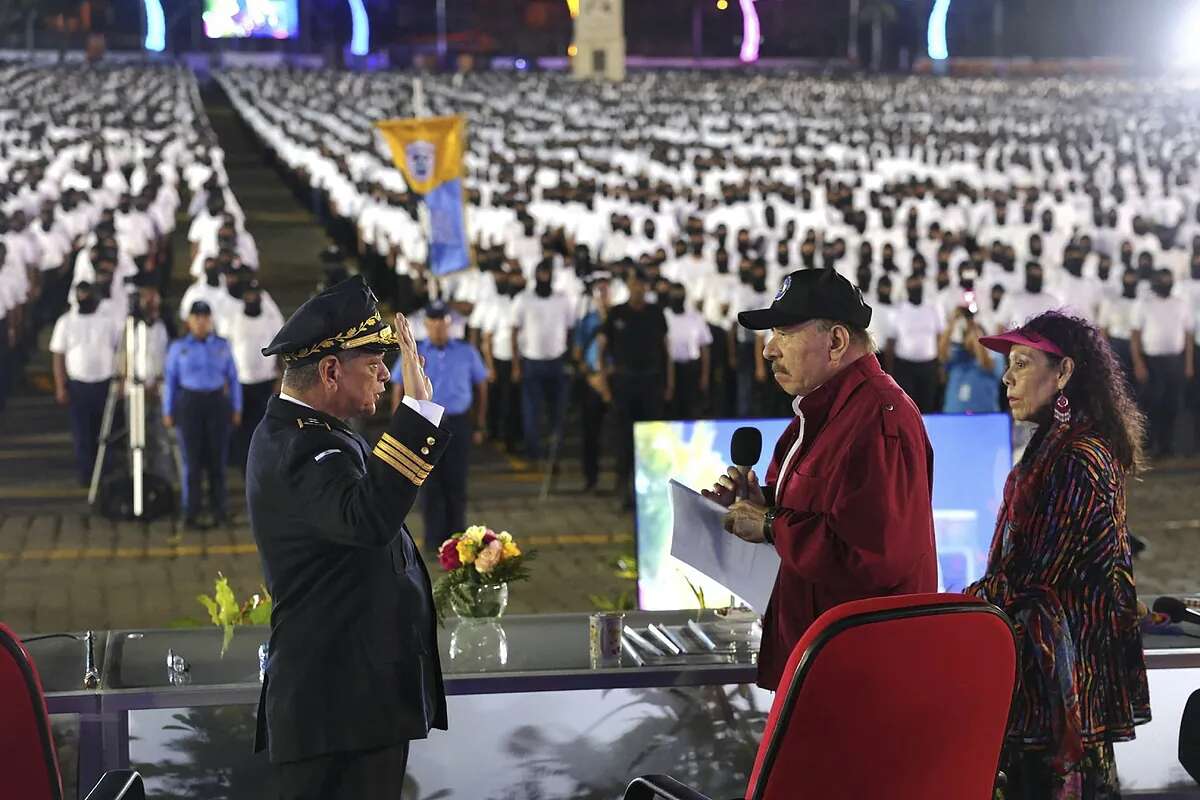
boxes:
[2,82,1198,635]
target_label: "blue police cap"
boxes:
[262,275,398,365]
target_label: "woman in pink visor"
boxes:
[969,310,1150,799]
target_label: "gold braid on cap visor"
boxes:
[282,312,398,364]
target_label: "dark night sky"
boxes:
[86,0,1200,65]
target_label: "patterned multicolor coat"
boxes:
[968,422,1150,790]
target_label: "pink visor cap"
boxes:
[978,327,1067,359]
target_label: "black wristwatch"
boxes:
[762,506,780,545]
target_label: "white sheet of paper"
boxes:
[668,479,781,615]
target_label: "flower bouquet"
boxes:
[432,526,534,622]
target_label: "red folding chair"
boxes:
[624,593,1016,800]
[0,622,145,800]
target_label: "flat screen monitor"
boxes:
[203,0,298,39]
[633,414,1012,610]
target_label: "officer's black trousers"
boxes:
[176,388,231,520]
[273,741,409,800]
[612,371,665,491]
[1188,361,1200,455]
[707,325,735,418]
[1142,353,1186,457]
[234,380,274,471]
[580,380,608,488]
[893,357,941,413]
[67,379,110,486]
[668,359,703,420]
[487,358,521,450]
[420,412,471,550]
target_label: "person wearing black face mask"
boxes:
[511,263,574,465]
[1130,269,1196,458]
[180,257,233,330]
[30,206,75,332]
[775,243,791,269]
[477,271,525,454]
[714,250,730,275]
[799,239,817,269]
[663,282,711,420]
[992,263,1061,334]
[596,271,672,507]
[885,275,945,412]
[1059,247,1103,322]
[228,282,285,471]
[1100,270,1142,385]
[50,282,124,486]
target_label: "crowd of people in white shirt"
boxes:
[216,69,1199,462]
[0,62,284,499]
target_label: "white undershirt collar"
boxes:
[278,390,315,411]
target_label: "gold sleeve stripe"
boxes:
[379,432,434,472]
[372,441,429,477]
[372,445,428,486]
[375,436,432,477]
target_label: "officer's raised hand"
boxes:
[394,312,433,401]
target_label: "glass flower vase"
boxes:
[448,582,509,671]
[449,581,509,619]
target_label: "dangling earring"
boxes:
[1054,392,1071,426]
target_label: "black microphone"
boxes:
[730,427,762,500]
[1152,596,1200,625]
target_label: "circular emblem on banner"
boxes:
[404,140,436,185]
[774,274,791,302]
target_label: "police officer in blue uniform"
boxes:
[248,276,450,800]
[163,300,241,529]
[391,300,488,550]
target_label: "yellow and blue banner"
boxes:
[375,114,470,276]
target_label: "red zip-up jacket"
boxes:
[758,353,938,689]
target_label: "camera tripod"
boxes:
[87,297,179,518]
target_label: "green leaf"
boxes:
[213,576,239,626]
[197,595,220,626]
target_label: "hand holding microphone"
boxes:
[702,427,765,508]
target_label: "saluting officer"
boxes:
[390,300,488,551]
[248,275,450,800]
[163,300,241,529]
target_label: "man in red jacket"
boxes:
[703,268,937,690]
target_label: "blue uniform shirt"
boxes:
[164,333,242,416]
[574,310,604,372]
[942,344,1005,414]
[394,339,486,416]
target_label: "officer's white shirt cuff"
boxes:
[401,396,445,427]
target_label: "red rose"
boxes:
[439,540,461,571]
[482,531,497,546]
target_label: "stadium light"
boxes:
[927,0,950,61]
[348,0,369,56]
[1173,3,1200,69]
[738,0,760,63]
[717,0,728,10]
[143,0,165,52]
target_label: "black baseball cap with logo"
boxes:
[737,268,872,331]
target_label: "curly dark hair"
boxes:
[1021,311,1147,473]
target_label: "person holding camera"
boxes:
[940,304,1007,414]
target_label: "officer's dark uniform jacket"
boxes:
[248,395,450,764]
